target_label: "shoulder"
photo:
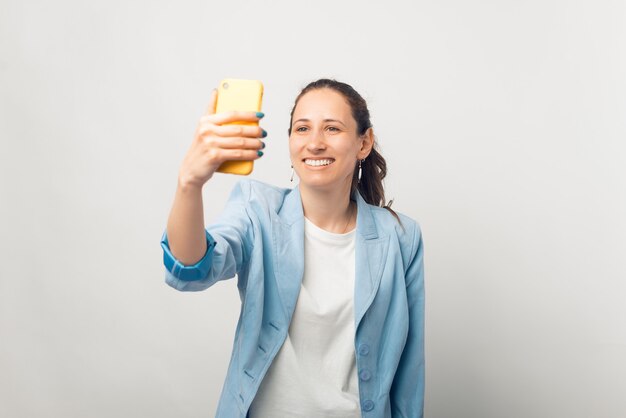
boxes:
[231,179,293,212]
[367,203,423,265]
[368,204,421,241]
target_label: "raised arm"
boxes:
[166,89,265,265]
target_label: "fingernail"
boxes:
[256,112,265,118]
[261,129,268,138]
[261,141,266,149]
[257,150,264,157]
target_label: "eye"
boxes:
[326,126,340,132]
[295,126,308,132]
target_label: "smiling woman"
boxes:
[288,80,395,221]
[288,87,371,231]
[161,79,425,418]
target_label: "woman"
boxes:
[161,79,425,418]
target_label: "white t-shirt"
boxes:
[248,217,361,418]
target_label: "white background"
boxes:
[1,0,625,417]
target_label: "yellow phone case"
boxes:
[215,79,264,175]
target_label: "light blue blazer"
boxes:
[161,179,425,418]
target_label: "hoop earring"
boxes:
[290,165,294,183]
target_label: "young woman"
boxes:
[161,79,425,418]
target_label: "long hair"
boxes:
[288,79,399,221]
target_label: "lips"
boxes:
[303,158,335,167]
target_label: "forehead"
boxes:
[292,88,353,121]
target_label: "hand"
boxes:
[178,89,266,189]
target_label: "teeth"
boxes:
[304,159,334,167]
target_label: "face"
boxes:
[289,88,371,193]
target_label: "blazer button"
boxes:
[359,369,372,381]
[358,344,370,356]
[362,400,375,411]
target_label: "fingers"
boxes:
[197,89,267,166]
[202,110,264,126]
[197,122,265,139]
[207,136,265,151]
[205,89,218,116]
[215,148,264,162]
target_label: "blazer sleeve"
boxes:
[160,180,254,292]
[390,222,425,417]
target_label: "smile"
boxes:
[303,158,335,167]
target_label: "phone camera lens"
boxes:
[223,82,229,89]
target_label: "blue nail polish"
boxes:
[261,141,266,149]
[261,129,268,138]
[257,150,264,157]
[256,112,265,118]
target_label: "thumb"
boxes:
[205,88,218,116]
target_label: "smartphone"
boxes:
[215,78,264,175]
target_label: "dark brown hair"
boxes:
[288,79,399,221]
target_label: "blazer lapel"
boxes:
[271,185,389,330]
[272,186,305,323]
[354,191,389,330]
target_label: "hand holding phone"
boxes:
[215,79,265,175]
[178,79,265,189]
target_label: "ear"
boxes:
[358,127,375,159]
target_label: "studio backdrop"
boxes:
[1,0,625,417]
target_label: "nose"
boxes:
[306,128,327,152]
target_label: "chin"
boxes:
[298,174,350,192]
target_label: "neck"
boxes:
[300,182,356,233]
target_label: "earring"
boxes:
[358,159,363,183]
[290,164,294,182]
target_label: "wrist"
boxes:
[177,175,205,194]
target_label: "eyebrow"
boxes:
[293,118,347,127]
